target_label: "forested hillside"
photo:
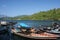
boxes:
[12,8,60,20]
[0,8,60,20]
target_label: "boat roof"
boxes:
[15,22,31,28]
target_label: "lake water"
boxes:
[11,20,60,28]
[6,20,60,27]
[0,20,60,40]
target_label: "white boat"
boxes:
[0,21,8,26]
[47,29,60,34]
[46,27,60,35]
[0,21,17,32]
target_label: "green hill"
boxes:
[30,8,60,20]
[12,8,60,20]
[1,8,60,20]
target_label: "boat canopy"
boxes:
[14,23,31,28]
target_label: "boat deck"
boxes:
[12,29,60,40]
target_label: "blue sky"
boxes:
[0,0,60,17]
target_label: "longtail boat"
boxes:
[11,29,60,40]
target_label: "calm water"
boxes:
[7,20,60,27]
[0,20,60,40]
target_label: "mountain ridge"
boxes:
[12,8,60,20]
[0,8,60,20]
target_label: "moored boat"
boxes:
[47,29,60,35]
[0,21,17,34]
[11,22,60,40]
[11,28,60,40]
[0,21,8,26]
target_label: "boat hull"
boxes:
[12,31,59,40]
[12,33,59,40]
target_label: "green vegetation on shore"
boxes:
[0,8,60,20]
[12,8,60,20]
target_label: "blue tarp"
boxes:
[14,22,31,28]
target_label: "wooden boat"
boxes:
[11,29,60,40]
[0,21,17,26]
[0,21,8,32]
[0,21,17,34]
[47,30,60,35]
[0,21,8,26]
